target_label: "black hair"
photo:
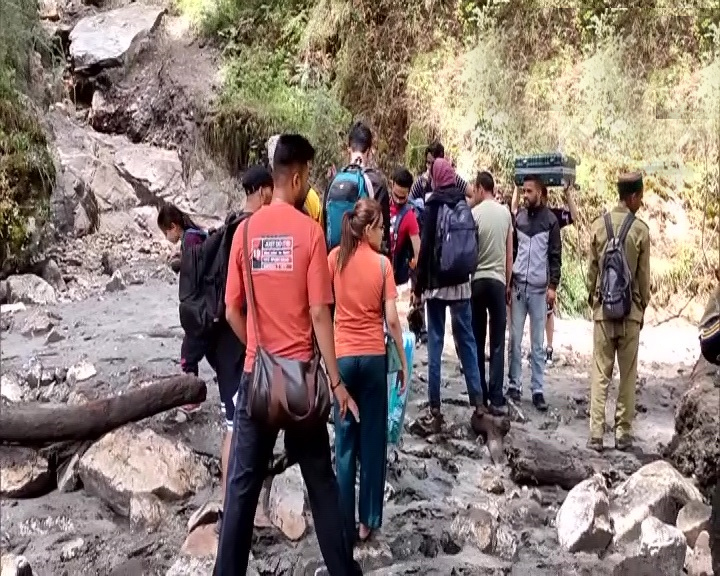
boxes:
[425,141,445,159]
[618,174,643,200]
[475,171,495,194]
[242,165,274,194]
[273,134,316,175]
[157,203,200,232]
[523,174,548,197]
[348,121,373,153]
[392,167,414,190]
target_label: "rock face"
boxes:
[610,459,704,545]
[130,493,166,531]
[5,275,57,305]
[556,473,614,553]
[78,426,210,516]
[665,358,720,492]
[114,144,184,205]
[69,4,165,72]
[676,500,711,548]
[0,447,51,498]
[267,465,307,541]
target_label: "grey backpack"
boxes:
[599,212,635,320]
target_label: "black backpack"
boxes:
[364,167,391,256]
[178,212,249,337]
[599,212,635,320]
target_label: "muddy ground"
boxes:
[0,262,701,575]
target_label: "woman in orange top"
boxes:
[328,198,408,544]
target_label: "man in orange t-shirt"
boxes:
[215,134,361,576]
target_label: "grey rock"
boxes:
[22,357,44,388]
[57,452,82,493]
[69,5,165,72]
[686,530,713,575]
[0,373,24,403]
[614,516,687,576]
[60,538,85,561]
[45,328,66,344]
[0,554,33,576]
[450,507,497,553]
[6,274,57,306]
[0,279,8,304]
[67,359,97,384]
[20,310,55,337]
[114,143,184,205]
[267,465,307,541]
[40,258,66,292]
[0,447,52,498]
[556,473,614,553]
[676,500,711,548]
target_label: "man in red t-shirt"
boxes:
[216,134,361,576]
[389,167,421,286]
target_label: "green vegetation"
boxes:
[0,0,56,276]
[182,0,719,316]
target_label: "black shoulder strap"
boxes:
[616,212,636,244]
[603,212,615,242]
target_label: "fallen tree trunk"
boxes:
[664,356,720,494]
[505,428,593,490]
[0,374,206,444]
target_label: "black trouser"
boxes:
[471,278,507,408]
[214,373,362,576]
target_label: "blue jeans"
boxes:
[508,285,547,395]
[426,298,483,408]
[335,355,387,541]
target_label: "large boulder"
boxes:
[69,4,165,72]
[610,460,704,545]
[114,144,184,205]
[556,473,614,553]
[665,358,720,492]
[78,426,210,516]
[5,274,56,306]
[267,465,307,541]
[613,517,687,576]
[676,500,712,548]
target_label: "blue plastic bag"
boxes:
[387,331,415,446]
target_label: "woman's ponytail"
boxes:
[336,210,358,273]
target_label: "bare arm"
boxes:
[310,304,341,387]
[564,186,580,224]
[410,234,421,264]
[225,307,248,345]
[511,186,520,216]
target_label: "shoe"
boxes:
[506,387,522,403]
[545,347,554,366]
[488,403,508,417]
[615,435,633,451]
[587,437,604,452]
[429,407,443,433]
[532,393,548,412]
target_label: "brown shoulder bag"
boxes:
[242,221,332,428]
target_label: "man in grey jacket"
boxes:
[507,175,562,411]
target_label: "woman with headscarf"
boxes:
[412,158,484,433]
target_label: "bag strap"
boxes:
[603,212,615,243]
[616,212,636,244]
[380,255,388,329]
[242,220,261,346]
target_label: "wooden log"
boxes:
[505,429,593,490]
[0,374,206,444]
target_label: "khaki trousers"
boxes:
[589,319,641,439]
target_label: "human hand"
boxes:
[398,363,408,394]
[333,383,359,422]
[546,287,557,308]
[410,293,419,307]
[409,257,417,270]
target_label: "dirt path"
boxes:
[0,277,700,575]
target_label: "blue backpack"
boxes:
[435,199,478,283]
[324,165,369,250]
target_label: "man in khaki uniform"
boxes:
[586,172,651,452]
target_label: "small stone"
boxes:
[676,500,711,548]
[20,310,54,337]
[480,474,505,495]
[180,524,218,558]
[267,465,307,541]
[450,507,497,553]
[187,501,222,533]
[60,538,85,561]
[353,540,394,572]
[22,357,43,388]
[67,360,97,384]
[686,531,713,576]
[130,493,165,531]
[45,328,66,344]
[105,270,127,292]
[1,373,24,403]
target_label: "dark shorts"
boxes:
[181,325,246,430]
